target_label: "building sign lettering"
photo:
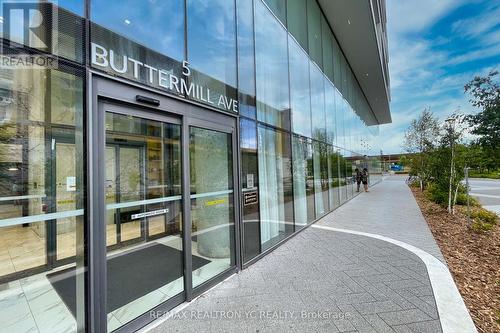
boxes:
[91,42,238,112]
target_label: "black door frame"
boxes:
[88,73,241,333]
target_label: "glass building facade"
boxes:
[0,0,388,332]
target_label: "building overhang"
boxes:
[318,0,392,125]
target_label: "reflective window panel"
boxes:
[325,80,336,144]
[289,37,312,138]
[240,118,261,263]
[292,136,315,227]
[330,147,342,208]
[255,0,290,129]
[307,0,323,68]
[104,113,183,331]
[0,66,86,332]
[1,1,85,62]
[91,0,184,61]
[321,16,334,82]
[310,62,326,141]
[237,0,257,119]
[264,0,286,25]
[257,125,294,250]
[287,0,308,51]
[190,127,236,287]
[187,0,238,110]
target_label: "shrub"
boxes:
[455,193,480,206]
[471,208,498,224]
[426,183,448,206]
[471,221,495,232]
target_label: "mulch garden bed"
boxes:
[411,187,500,333]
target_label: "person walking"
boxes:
[361,168,369,192]
[355,168,362,192]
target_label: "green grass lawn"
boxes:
[469,171,500,179]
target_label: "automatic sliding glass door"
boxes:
[104,110,184,331]
[98,100,238,331]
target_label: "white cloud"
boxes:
[451,1,500,38]
[381,0,496,154]
[387,0,465,34]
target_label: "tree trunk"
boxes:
[448,143,455,213]
[452,182,459,215]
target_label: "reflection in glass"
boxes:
[338,149,347,204]
[0,67,85,332]
[287,0,308,51]
[187,0,237,110]
[322,16,334,81]
[333,38,342,92]
[104,113,183,331]
[292,136,315,226]
[325,80,336,144]
[345,150,354,200]
[237,0,257,119]
[258,125,294,250]
[240,119,261,263]
[310,62,326,141]
[326,145,335,210]
[264,0,287,24]
[255,0,290,129]
[91,0,184,61]
[319,142,330,213]
[307,0,323,68]
[330,147,342,208]
[190,127,235,287]
[289,37,312,138]
[313,141,324,217]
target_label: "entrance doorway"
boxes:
[94,98,238,332]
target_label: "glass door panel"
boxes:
[55,142,77,260]
[189,126,235,287]
[104,111,183,331]
[118,146,143,242]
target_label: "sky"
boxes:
[376,0,500,154]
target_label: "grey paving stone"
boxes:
[363,314,397,333]
[317,176,445,263]
[150,177,447,333]
[405,320,442,333]
[353,300,403,315]
[378,309,433,325]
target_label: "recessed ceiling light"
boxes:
[347,19,351,25]
[124,19,131,25]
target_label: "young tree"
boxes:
[464,70,500,168]
[402,108,440,190]
[441,114,467,214]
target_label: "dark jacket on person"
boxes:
[361,170,368,183]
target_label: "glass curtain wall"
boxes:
[257,125,293,250]
[240,118,260,262]
[289,37,312,138]
[237,0,257,119]
[0,66,86,332]
[292,136,315,226]
[255,0,290,130]
[187,0,238,107]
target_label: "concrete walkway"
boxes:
[144,176,476,333]
[318,176,445,263]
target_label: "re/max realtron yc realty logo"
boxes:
[1,0,58,68]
